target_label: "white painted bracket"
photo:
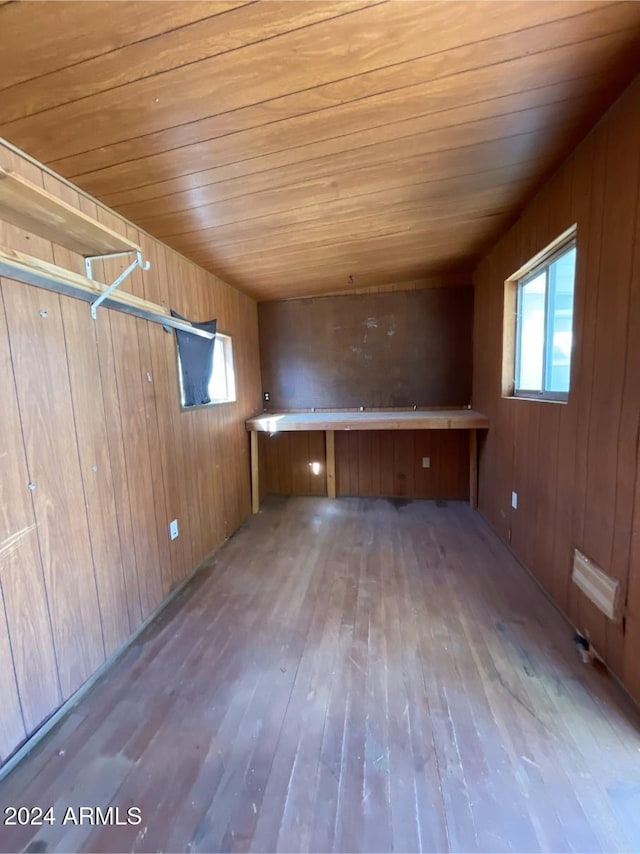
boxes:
[85,250,151,320]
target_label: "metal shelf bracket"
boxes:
[85,250,151,319]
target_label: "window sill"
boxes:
[504,393,568,405]
[180,397,237,412]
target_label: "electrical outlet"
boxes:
[263,391,270,402]
[169,519,179,540]
[511,491,518,510]
[422,456,431,468]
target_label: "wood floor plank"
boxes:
[1,496,639,853]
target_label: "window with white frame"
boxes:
[509,235,576,401]
[178,332,236,408]
[208,333,236,404]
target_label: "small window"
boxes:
[178,332,236,408]
[208,333,236,404]
[508,235,576,402]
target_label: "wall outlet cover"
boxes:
[422,457,431,468]
[511,491,518,510]
[169,519,179,540]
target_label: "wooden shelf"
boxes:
[0,244,213,339]
[0,166,140,257]
[246,409,490,432]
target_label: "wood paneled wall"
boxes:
[258,432,327,499]
[0,143,261,765]
[257,287,473,500]
[473,75,640,702]
[257,429,469,502]
[336,430,469,500]
[258,287,473,410]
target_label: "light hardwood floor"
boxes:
[1,497,639,853]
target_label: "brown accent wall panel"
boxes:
[59,296,132,656]
[335,431,469,500]
[139,236,191,589]
[1,279,106,698]
[258,432,327,497]
[44,176,132,658]
[175,256,224,563]
[472,75,640,703]
[122,224,173,596]
[194,261,228,552]
[91,286,145,633]
[217,281,262,537]
[258,288,473,411]
[108,308,165,621]
[0,140,261,765]
[256,428,469,501]
[0,275,61,741]
[0,587,25,761]
[620,132,640,700]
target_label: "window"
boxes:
[505,232,576,402]
[208,333,236,404]
[178,332,236,408]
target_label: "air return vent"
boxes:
[571,549,620,620]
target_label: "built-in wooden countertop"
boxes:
[246,409,489,513]
[246,409,489,432]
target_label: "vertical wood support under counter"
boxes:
[469,428,478,510]
[325,430,336,499]
[251,430,259,514]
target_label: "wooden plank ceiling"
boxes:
[0,1,639,301]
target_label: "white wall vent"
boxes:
[571,549,620,621]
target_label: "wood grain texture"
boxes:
[0,586,25,762]
[621,141,640,702]
[1,2,639,298]
[253,422,472,502]
[469,428,478,509]
[0,275,61,741]
[258,432,327,498]
[326,430,336,500]
[1,497,640,853]
[336,430,469,500]
[473,75,640,703]
[140,236,192,588]
[0,2,235,92]
[126,223,174,600]
[247,410,489,432]
[44,175,133,658]
[103,298,165,621]
[86,236,145,633]
[251,430,260,514]
[258,288,473,410]
[0,166,140,256]
[0,140,261,765]
[1,278,107,698]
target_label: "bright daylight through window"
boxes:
[209,334,236,404]
[177,332,236,408]
[514,239,576,401]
